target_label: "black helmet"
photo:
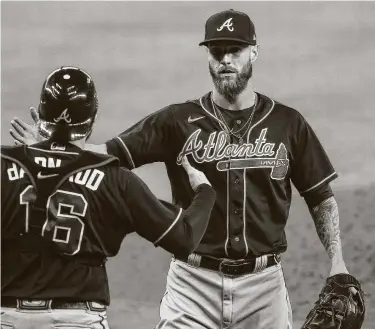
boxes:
[38,66,98,142]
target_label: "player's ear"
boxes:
[250,45,259,63]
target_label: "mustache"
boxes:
[217,67,238,74]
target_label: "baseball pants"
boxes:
[155,257,293,329]
[1,301,109,329]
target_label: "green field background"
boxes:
[1,2,374,328]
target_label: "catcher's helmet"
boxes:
[38,66,98,142]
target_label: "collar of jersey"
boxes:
[198,92,274,127]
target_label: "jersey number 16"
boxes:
[20,185,87,255]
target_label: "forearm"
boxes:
[160,184,216,255]
[180,184,216,252]
[309,196,345,266]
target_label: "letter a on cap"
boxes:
[217,18,234,32]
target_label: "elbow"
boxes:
[156,226,198,256]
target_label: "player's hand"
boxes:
[181,156,211,191]
[10,107,43,145]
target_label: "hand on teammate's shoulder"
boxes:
[10,107,42,146]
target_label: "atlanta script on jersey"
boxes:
[106,92,337,259]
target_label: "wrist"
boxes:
[330,252,344,265]
[330,259,349,276]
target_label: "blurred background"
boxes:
[1,1,374,328]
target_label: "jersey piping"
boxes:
[242,169,249,256]
[224,170,230,256]
[153,208,183,246]
[242,96,275,257]
[116,136,135,169]
[301,172,338,194]
[245,96,275,142]
[199,97,227,129]
[27,146,80,156]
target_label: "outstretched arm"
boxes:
[309,196,348,276]
[10,105,173,170]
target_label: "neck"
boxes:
[212,81,256,111]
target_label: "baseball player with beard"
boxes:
[11,9,354,329]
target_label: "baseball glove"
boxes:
[301,273,365,329]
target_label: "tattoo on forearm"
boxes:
[309,196,342,260]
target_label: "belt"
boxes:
[1,297,107,312]
[175,253,281,276]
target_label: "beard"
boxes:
[209,59,252,104]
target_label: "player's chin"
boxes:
[217,78,238,90]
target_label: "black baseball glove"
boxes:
[301,273,365,329]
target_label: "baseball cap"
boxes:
[199,9,257,46]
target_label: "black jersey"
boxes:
[106,92,337,259]
[1,141,215,304]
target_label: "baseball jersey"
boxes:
[106,92,338,260]
[1,141,215,304]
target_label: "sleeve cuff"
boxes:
[300,172,338,195]
[153,208,183,246]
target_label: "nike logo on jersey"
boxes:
[37,172,59,179]
[188,116,205,123]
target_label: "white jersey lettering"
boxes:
[69,169,105,191]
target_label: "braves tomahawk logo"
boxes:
[54,108,72,123]
[177,128,289,180]
[217,18,234,32]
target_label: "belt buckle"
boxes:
[219,259,248,275]
[18,299,51,310]
[88,301,107,312]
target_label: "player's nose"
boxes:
[220,53,233,65]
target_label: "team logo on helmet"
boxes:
[53,108,72,123]
[217,18,234,32]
